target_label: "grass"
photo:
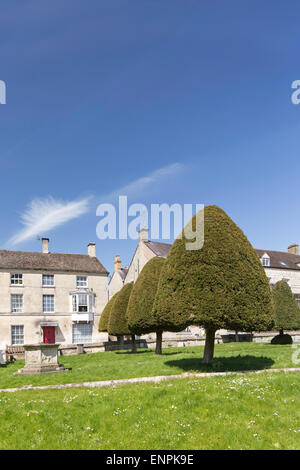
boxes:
[0,342,297,389]
[0,372,299,449]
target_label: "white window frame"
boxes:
[11,294,23,313]
[42,274,55,287]
[72,323,92,344]
[10,273,23,286]
[43,294,55,313]
[261,256,270,267]
[76,276,88,288]
[71,292,95,313]
[78,293,88,312]
[11,325,24,345]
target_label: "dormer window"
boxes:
[261,254,270,267]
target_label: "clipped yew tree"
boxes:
[153,205,274,364]
[127,257,165,355]
[107,283,136,352]
[98,294,117,333]
[271,280,300,344]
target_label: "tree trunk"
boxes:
[235,331,239,342]
[202,328,216,364]
[118,335,124,348]
[155,331,163,355]
[279,329,284,336]
[131,334,137,353]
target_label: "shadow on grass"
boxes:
[165,355,275,373]
[115,349,152,355]
[116,350,183,356]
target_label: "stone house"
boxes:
[256,244,300,303]
[0,238,109,360]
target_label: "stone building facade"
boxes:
[256,244,300,304]
[0,239,109,361]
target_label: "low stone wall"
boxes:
[58,339,148,356]
[58,330,300,355]
[3,330,300,361]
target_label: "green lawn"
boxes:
[0,342,297,389]
[0,372,299,450]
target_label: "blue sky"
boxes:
[1,0,300,275]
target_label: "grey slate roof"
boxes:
[146,242,300,271]
[117,268,128,280]
[144,241,172,257]
[255,249,300,271]
[0,250,109,274]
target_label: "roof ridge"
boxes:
[0,249,97,258]
[0,249,109,274]
[255,248,300,256]
[145,240,172,246]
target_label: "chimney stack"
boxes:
[138,226,149,243]
[288,244,299,255]
[114,255,122,272]
[88,242,96,257]
[42,238,49,254]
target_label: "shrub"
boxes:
[127,257,165,354]
[108,283,136,352]
[98,294,116,332]
[271,280,300,334]
[271,334,293,345]
[153,205,274,363]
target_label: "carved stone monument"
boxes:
[16,344,66,375]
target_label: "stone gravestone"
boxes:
[16,344,66,375]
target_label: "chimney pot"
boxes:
[42,238,49,254]
[88,242,96,257]
[114,255,122,272]
[288,244,299,255]
[138,226,149,243]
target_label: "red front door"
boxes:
[43,326,55,344]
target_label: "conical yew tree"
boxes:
[98,293,117,332]
[152,205,274,363]
[271,280,300,343]
[108,283,136,352]
[127,257,165,354]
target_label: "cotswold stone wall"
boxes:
[56,330,300,356]
[265,267,300,294]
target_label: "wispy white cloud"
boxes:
[7,162,185,246]
[8,196,90,246]
[103,162,185,202]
